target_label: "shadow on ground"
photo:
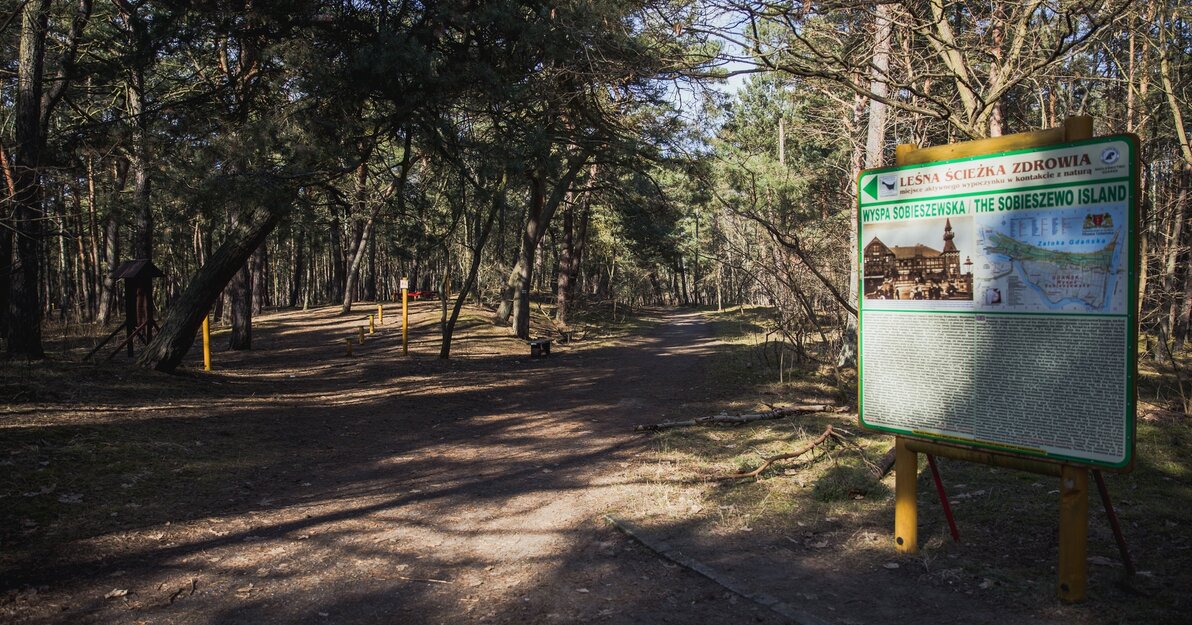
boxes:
[3,304,1184,624]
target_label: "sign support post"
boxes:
[893,437,917,553]
[1059,465,1089,601]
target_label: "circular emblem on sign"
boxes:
[1100,146,1120,165]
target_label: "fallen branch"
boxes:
[718,425,835,480]
[827,428,883,476]
[1142,406,1189,422]
[634,404,842,432]
[395,576,452,584]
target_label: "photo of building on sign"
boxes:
[863,217,974,300]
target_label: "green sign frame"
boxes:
[857,134,1139,471]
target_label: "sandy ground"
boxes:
[3,303,1168,624]
[2,304,785,624]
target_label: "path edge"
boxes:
[603,514,834,625]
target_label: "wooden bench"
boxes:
[528,339,551,357]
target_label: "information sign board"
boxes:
[857,136,1137,469]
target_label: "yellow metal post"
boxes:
[1059,112,1093,605]
[894,437,919,553]
[346,337,353,356]
[378,304,383,325]
[369,315,375,334]
[1058,465,1089,602]
[402,279,409,356]
[891,141,921,557]
[202,315,212,372]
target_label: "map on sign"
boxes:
[856,135,1137,469]
[974,205,1127,314]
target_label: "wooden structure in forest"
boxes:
[84,259,165,361]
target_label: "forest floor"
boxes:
[1,303,1188,624]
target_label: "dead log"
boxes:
[875,445,897,478]
[633,404,842,432]
[718,425,835,480]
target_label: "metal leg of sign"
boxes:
[1058,465,1089,603]
[894,437,918,554]
[926,455,960,543]
[1093,470,1136,576]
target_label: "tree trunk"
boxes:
[289,224,304,307]
[73,183,93,318]
[341,158,370,313]
[6,0,52,359]
[365,231,377,302]
[648,271,664,306]
[137,195,292,372]
[348,134,412,314]
[251,245,267,315]
[838,3,892,370]
[496,148,593,335]
[555,201,574,324]
[329,202,346,302]
[693,212,701,305]
[677,258,689,305]
[228,260,252,350]
[570,175,593,305]
[129,65,152,260]
[511,172,546,338]
[96,216,120,324]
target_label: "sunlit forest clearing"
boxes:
[2,1,1191,624]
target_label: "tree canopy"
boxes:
[1,0,1189,369]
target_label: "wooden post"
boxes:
[402,277,409,356]
[895,143,918,163]
[1058,465,1089,602]
[359,327,366,344]
[1058,112,1092,605]
[202,315,212,372]
[1064,115,1093,142]
[894,436,919,553]
[346,337,353,356]
[369,315,375,334]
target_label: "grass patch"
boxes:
[812,462,889,502]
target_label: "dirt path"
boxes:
[3,306,785,624]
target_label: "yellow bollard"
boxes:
[345,337,353,356]
[402,278,409,356]
[202,315,212,371]
[369,315,375,334]
[359,327,366,344]
[378,304,383,325]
